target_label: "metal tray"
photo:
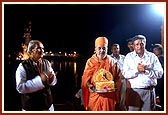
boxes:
[94,88,116,93]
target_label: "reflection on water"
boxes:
[47,57,85,104]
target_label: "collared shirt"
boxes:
[111,54,125,73]
[122,50,163,88]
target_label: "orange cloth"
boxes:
[95,37,108,47]
[81,54,121,111]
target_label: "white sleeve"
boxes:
[46,60,57,86]
[122,54,139,79]
[15,63,45,94]
[145,54,163,79]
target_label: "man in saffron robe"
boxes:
[81,37,122,111]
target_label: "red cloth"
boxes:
[81,54,121,111]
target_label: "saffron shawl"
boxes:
[81,54,121,111]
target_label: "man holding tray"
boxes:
[81,37,122,111]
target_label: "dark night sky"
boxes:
[4,3,163,57]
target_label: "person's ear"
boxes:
[94,48,96,53]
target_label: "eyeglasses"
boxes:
[97,46,107,51]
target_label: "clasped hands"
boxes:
[40,71,55,85]
[137,62,147,73]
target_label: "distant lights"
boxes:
[43,51,78,58]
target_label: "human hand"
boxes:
[40,71,54,86]
[43,71,56,84]
[87,83,95,92]
[156,96,160,104]
[137,62,146,73]
[40,72,48,85]
[75,93,80,98]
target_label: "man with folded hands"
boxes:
[122,35,163,111]
[15,40,57,111]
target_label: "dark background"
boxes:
[3,3,164,111]
[4,3,163,57]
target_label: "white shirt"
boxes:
[111,54,125,73]
[122,50,163,88]
[15,62,57,111]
